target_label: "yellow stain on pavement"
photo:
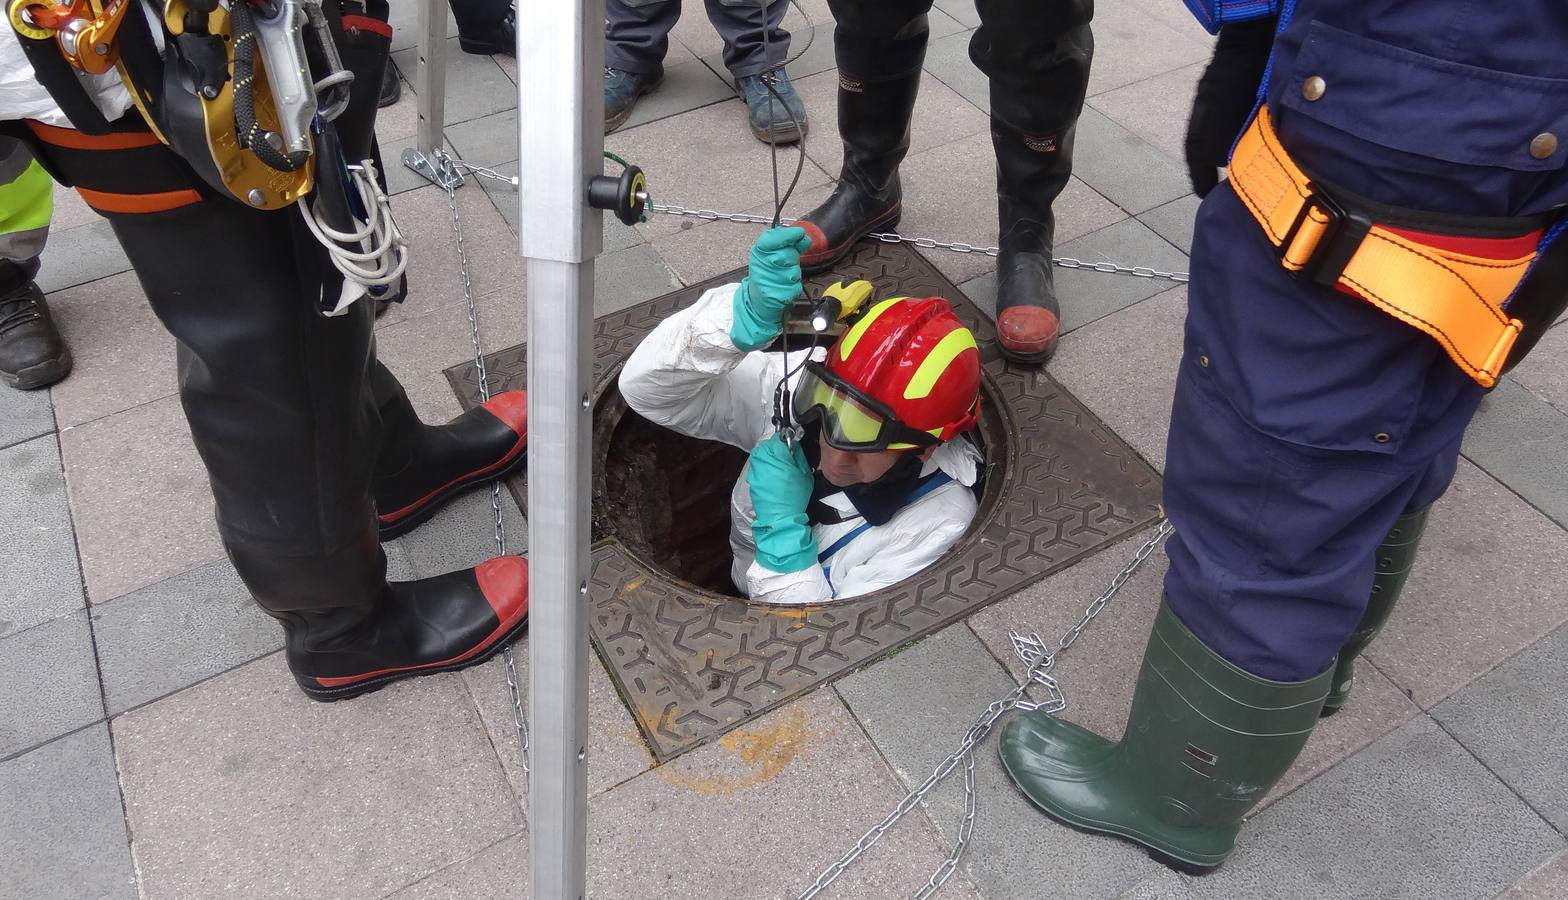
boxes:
[653,705,813,797]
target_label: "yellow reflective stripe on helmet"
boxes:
[903,327,978,400]
[837,297,906,362]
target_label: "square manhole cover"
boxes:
[446,240,1162,761]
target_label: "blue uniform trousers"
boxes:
[606,0,790,79]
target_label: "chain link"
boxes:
[648,203,1190,285]
[795,518,1174,900]
[434,149,530,775]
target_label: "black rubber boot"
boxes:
[370,363,528,540]
[796,13,927,274]
[990,120,1076,365]
[0,261,72,390]
[1320,505,1432,715]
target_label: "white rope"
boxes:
[298,158,409,314]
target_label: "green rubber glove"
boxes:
[731,225,814,351]
[746,433,818,573]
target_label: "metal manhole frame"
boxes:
[446,240,1163,762]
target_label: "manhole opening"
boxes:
[591,369,1006,600]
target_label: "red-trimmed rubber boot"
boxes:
[234,532,530,701]
[991,119,1076,366]
[371,363,528,540]
[795,24,925,274]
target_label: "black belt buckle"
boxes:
[1279,184,1374,287]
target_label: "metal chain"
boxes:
[796,518,1174,900]
[649,203,1190,284]
[434,149,530,775]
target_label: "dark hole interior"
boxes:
[594,377,1000,599]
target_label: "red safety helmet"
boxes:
[793,296,981,452]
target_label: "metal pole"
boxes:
[413,0,447,161]
[519,0,602,897]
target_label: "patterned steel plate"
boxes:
[445,240,1163,761]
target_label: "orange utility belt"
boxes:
[1228,105,1545,388]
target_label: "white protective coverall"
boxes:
[618,282,983,605]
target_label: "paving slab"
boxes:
[0,725,136,900]
[377,288,525,389]
[59,394,224,602]
[390,37,514,126]
[1502,850,1568,899]
[459,640,655,818]
[650,181,835,286]
[388,832,529,899]
[1188,716,1564,900]
[35,218,131,294]
[1086,2,1212,99]
[835,623,1165,898]
[1367,460,1568,709]
[960,217,1189,332]
[90,559,281,716]
[113,652,521,900]
[1463,378,1568,529]
[386,0,455,52]
[445,107,517,168]
[372,76,418,148]
[1047,284,1184,470]
[1432,622,1568,833]
[922,28,990,113]
[395,486,527,579]
[0,611,102,759]
[0,376,53,450]
[51,178,97,231]
[934,0,980,29]
[1118,872,1197,900]
[1074,106,1193,214]
[613,98,833,242]
[613,57,738,134]
[1509,324,1568,415]
[796,69,991,186]
[594,243,684,316]
[584,688,985,900]
[47,270,178,428]
[1089,62,1204,163]
[1137,193,1201,255]
[391,182,528,324]
[0,434,84,638]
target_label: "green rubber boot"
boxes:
[998,600,1331,870]
[1321,505,1432,714]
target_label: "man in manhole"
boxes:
[619,227,985,604]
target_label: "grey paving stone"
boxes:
[1088,62,1204,163]
[1118,871,1196,900]
[387,832,528,899]
[47,270,178,428]
[611,99,832,242]
[0,611,102,759]
[1137,193,1201,255]
[113,652,521,900]
[377,288,524,390]
[91,559,280,716]
[934,0,980,29]
[961,218,1189,333]
[585,689,985,900]
[373,78,419,148]
[923,28,990,113]
[796,69,991,187]
[614,57,738,134]
[594,243,684,317]
[1086,2,1211,99]
[0,435,83,639]
[50,178,97,231]
[459,640,654,818]
[0,374,53,450]
[1074,106,1193,214]
[445,108,516,168]
[393,182,528,324]
[390,37,514,126]
[386,0,455,52]
[0,725,136,900]
[59,394,224,603]
[1187,717,1564,900]
[1365,461,1568,710]
[836,624,1164,898]
[395,487,527,579]
[1047,284,1185,470]
[1510,323,1568,415]
[1462,378,1568,528]
[1432,622,1568,833]
[1502,850,1568,899]
[35,218,131,294]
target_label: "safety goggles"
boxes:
[792,362,940,452]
